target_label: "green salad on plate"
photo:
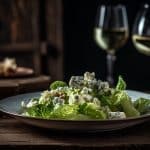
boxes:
[21,72,150,120]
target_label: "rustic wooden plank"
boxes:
[31,0,41,75]
[0,76,50,83]
[0,0,41,75]
[0,43,36,52]
[0,76,50,87]
[0,75,50,99]
[0,81,18,88]
[0,118,150,149]
[0,119,28,133]
[18,76,51,93]
[45,0,64,81]
[0,82,19,99]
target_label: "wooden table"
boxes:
[0,118,150,150]
[0,75,50,99]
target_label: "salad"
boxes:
[21,72,150,120]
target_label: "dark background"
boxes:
[0,0,149,91]
[63,0,150,91]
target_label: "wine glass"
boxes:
[132,4,150,56]
[94,5,129,85]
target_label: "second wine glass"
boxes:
[132,4,150,56]
[94,5,129,85]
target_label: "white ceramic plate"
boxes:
[0,90,150,132]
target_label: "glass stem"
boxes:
[106,52,116,86]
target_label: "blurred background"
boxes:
[0,0,149,91]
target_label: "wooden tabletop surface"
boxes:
[0,117,150,150]
[0,75,50,99]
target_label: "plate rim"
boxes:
[0,90,150,123]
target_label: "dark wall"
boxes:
[63,0,150,91]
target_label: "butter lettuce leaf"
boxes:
[134,98,150,115]
[50,104,78,119]
[116,76,126,91]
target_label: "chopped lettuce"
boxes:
[50,81,67,90]
[50,104,78,119]
[120,92,140,117]
[23,103,53,119]
[134,98,150,115]
[79,103,107,119]
[21,72,149,120]
[116,76,126,91]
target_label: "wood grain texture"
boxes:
[0,0,41,75]
[0,75,50,99]
[45,0,64,81]
[0,118,150,149]
[0,82,18,99]
[0,0,36,43]
[0,43,36,52]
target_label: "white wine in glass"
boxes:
[95,28,129,54]
[132,4,150,56]
[94,5,129,85]
[132,35,150,56]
